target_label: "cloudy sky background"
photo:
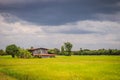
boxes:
[0,0,120,50]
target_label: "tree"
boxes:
[6,44,19,58]
[64,42,73,56]
[61,46,65,55]
[79,48,83,55]
[0,49,6,56]
[108,49,112,55]
[48,49,55,54]
[48,48,60,55]
[54,48,60,55]
[16,48,32,58]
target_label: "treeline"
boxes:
[48,48,120,55]
[48,42,120,55]
[73,48,120,55]
[0,42,120,57]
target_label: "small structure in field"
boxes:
[28,47,55,58]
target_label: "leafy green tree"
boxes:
[54,48,60,55]
[6,44,19,58]
[0,49,6,56]
[64,42,73,56]
[48,48,60,55]
[17,48,32,58]
[108,49,112,55]
[48,49,55,54]
[79,48,83,55]
[61,46,65,55]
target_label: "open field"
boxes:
[0,56,120,80]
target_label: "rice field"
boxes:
[0,55,120,80]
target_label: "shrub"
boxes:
[16,48,32,58]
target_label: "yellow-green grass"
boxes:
[0,72,16,80]
[0,55,120,80]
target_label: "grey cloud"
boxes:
[0,14,120,50]
[0,0,120,25]
[44,28,98,34]
[0,0,120,50]
[95,12,120,22]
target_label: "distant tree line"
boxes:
[72,48,120,55]
[48,42,120,55]
[0,42,120,57]
[49,48,120,55]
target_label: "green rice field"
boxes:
[0,56,120,80]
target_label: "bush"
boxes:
[48,48,60,55]
[73,51,79,55]
[16,48,32,58]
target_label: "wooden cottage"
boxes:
[28,48,55,58]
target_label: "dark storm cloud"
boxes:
[0,0,120,25]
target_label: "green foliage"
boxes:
[5,44,32,58]
[54,48,60,55]
[48,48,60,55]
[64,42,73,56]
[6,44,19,58]
[73,48,120,55]
[0,49,6,56]
[72,51,79,55]
[60,46,65,55]
[48,49,55,54]
[79,48,83,55]
[16,48,32,58]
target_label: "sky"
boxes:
[0,0,120,50]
